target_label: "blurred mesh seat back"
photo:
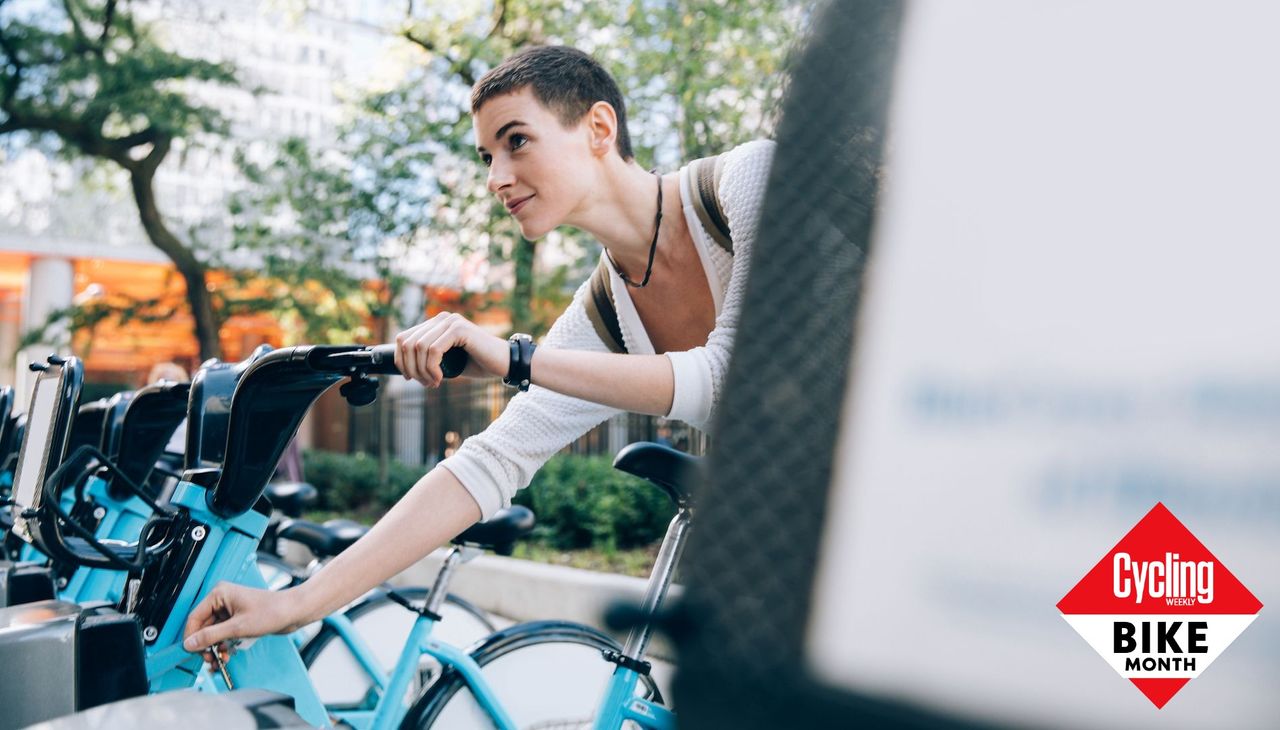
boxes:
[674,1,1280,729]
[672,1,932,727]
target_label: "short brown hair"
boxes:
[471,46,634,160]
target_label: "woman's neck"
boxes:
[572,157,683,279]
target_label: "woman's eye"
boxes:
[480,153,492,167]
[509,133,528,151]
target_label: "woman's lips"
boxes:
[508,195,534,215]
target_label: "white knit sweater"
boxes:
[441,139,776,519]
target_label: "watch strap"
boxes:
[503,333,535,391]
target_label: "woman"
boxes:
[184,44,773,653]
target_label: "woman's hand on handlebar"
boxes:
[395,311,509,387]
[183,582,306,656]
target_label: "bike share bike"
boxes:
[1,345,695,728]
[0,348,266,609]
[0,349,480,723]
[0,384,59,607]
[0,343,497,696]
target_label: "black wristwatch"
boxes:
[503,333,536,392]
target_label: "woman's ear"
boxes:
[585,100,618,158]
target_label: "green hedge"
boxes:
[301,450,674,550]
[515,454,674,550]
[301,450,424,518]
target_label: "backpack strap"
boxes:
[586,260,628,353]
[688,154,733,254]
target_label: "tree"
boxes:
[227,136,398,346]
[386,0,805,328]
[0,0,237,360]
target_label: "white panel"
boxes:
[806,2,1280,728]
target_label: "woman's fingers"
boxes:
[394,315,438,383]
[184,615,245,654]
[392,312,509,385]
[182,582,283,653]
[183,582,238,652]
[183,595,215,644]
[425,316,467,386]
[398,313,466,387]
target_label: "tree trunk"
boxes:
[126,141,223,362]
[377,307,394,488]
[511,236,536,333]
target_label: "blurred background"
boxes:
[0,0,808,564]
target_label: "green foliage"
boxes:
[301,449,425,519]
[400,0,807,163]
[381,0,809,328]
[0,0,237,147]
[226,136,393,344]
[5,0,808,356]
[514,454,675,550]
[17,288,184,354]
[301,449,674,550]
[1,0,243,360]
[615,0,804,160]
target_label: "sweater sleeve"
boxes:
[437,280,622,520]
[665,139,776,431]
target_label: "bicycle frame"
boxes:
[345,612,517,730]
[135,478,330,727]
[594,667,677,730]
[387,508,691,730]
[61,476,153,603]
[303,545,500,730]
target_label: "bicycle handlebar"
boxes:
[323,344,469,379]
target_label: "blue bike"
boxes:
[8,345,689,729]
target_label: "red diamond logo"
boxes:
[1057,503,1262,709]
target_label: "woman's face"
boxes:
[473,87,597,240]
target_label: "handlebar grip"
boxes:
[368,344,469,379]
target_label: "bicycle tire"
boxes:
[401,620,663,730]
[300,586,497,709]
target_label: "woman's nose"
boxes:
[487,161,514,194]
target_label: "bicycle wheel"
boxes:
[300,587,496,708]
[402,620,663,730]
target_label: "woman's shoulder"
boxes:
[718,139,776,226]
[722,138,777,168]
[721,139,776,178]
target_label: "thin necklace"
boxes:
[606,170,662,288]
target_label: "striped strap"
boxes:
[689,154,733,254]
[587,260,627,353]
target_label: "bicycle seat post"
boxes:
[622,506,693,661]
[423,545,467,618]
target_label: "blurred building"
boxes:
[0,0,427,396]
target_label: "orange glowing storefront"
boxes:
[3,252,508,393]
[3,252,282,392]
[73,258,287,383]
